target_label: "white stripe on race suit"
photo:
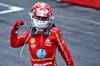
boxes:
[56,33,69,62]
[33,62,52,66]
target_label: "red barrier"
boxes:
[81,0,96,7]
[95,0,100,8]
[59,0,100,8]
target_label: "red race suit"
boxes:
[10,20,74,66]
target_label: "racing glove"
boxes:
[14,19,24,29]
[11,19,24,34]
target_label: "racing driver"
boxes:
[10,2,74,66]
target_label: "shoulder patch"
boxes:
[51,27,60,33]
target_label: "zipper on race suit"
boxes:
[39,34,44,65]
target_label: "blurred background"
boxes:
[0,0,100,66]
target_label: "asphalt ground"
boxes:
[0,0,100,66]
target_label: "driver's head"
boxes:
[30,2,52,28]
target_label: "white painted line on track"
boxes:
[0,3,24,14]
[56,15,100,25]
[67,16,100,25]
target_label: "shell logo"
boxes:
[30,38,35,44]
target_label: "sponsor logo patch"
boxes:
[30,38,35,44]
[37,49,46,58]
[45,38,52,47]
[45,38,50,42]
[30,44,36,48]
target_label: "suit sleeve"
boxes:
[55,28,74,66]
[10,27,30,48]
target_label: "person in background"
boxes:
[10,2,74,66]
